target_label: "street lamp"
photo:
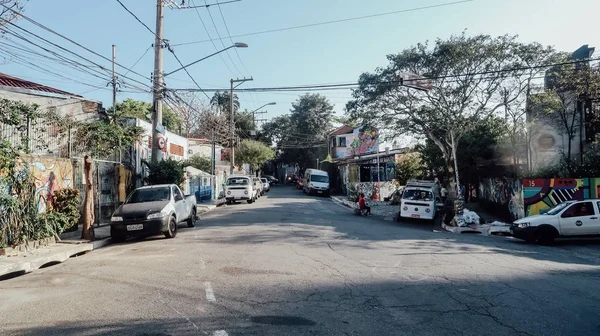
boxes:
[164,42,248,77]
[250,102,276,114]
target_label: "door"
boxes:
[172,186,186,220]
[559,201,600,235]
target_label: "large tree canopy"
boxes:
[261,93,334,170]
[109,98,182,133]
[347,34,555,193]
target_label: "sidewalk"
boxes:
[441,202,512,236]
[1,203,224,280]
[331,195,398,221]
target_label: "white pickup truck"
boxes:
[110,184,198,241]
[511,199,600,244]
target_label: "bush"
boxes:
[50,188,81,232]
[144,159,185,186]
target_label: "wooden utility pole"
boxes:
[81,155,95,241]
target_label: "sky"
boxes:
[1,0,599,138]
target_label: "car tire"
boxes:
[164,216,178,239]
[187,208,196,227]
[247,198,254,204]
[111,229,127,243]
[533,227,555,245]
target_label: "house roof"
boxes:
[0,72,82,97]
[328,125,354,136]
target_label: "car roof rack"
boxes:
[406,179,437,188]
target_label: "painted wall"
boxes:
[335,126,380,158]
[20,155,75,213]
[478,178,524,221]
[523,178,600,216]
[349,181,397,201]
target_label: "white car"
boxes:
[511,199,600,244]
[302,169,329,196]
[225,176,257,204]
[261,178,270,192]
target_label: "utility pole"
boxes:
[229,77,253,174]
[151,0,165,163]
[252,110,267,138]
[112,44,122,163]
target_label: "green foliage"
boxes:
[50,188,81,232]
[264,93,334,170]
[109,98,182,132]
[395,153,424,186]
[185,155,212,173]
[74,119,144,159]
[144,159,185,186]
[235,140,275,172]
[210,91,239,116]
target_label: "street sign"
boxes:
[156,124,165,134]
[158,136,166,150]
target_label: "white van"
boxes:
[399,180,442,220]
[303,169,330,196]
[225,175,256,204]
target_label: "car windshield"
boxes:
[311,175,328,183]
[403,189,433,201]
[125,187,170,204]
[546,201,574,215]
[261,178,267,183]
[227,178,249,186]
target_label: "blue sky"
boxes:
[2,0,599,122]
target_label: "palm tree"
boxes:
[210,91,239,115]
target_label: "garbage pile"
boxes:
[453,209,480,227]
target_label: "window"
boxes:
[126,187,170,204]
[227,178,249,186]
[311,175,329,183]
[172,186,184,201]
[561,202,594,218]
[338,137,346,147]
[402,189,433,201]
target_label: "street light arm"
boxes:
[250,102,276,114]
[165,45,237,77]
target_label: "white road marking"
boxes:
[213,331,229,336]
[204,281,216,302]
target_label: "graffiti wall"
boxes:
[23,155,75,213]
[478,178,524,221]
[336,126,380,158]
[349,181,397,201]
[523,178,600,216]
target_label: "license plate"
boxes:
[411,214,421,218]
[127,224,143,231]
[317,190,323,194]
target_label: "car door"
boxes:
[559,201,598,235]
[172,186,186,220]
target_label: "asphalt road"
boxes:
[2,186,600,336]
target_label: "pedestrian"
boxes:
[358,192,371,215]
[440,186,448,204]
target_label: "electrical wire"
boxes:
[115,0,157,37]
[123,46,152,77]
[172,0,474,46]
[202,0,242,75]
[166,44,211,100]
[215,1,250,75]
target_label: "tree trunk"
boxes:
[81,155,95,241]
[450,130,462,200]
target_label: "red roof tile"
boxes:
[328,125,354,136]
[0,72,82,97]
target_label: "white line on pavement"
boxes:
[204,281,216,302]
[213,331,229,336]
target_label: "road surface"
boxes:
[1,186,600,336]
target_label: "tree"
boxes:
[347,34,527,195]
[274,93,335,170]
[395,152,424,186]
[530,56,600,163]
[170,92,206,137]
[210,91,239,116]
[235,140,275,173]
[109,98,181,132]
[185,155,212,173]
[144,159,185,186]
[0,1,26,27]
[81,155,95,241]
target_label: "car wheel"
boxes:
[533,227,555,245]
[164,216,178,238]
[187,208,196,227]
[247,198,254,204]
[111,229,127,243]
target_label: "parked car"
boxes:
[511,199,600,244]
[253,177,264,197]
[226,175,257,204]
[264,175,279,184]
[261,178,270,192]
[110,184,197,242]
[302,169,329,196]
[398,180,443,221]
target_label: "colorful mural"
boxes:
[336,126,380,158]
[478,178,524,220]
[523,178,600,216]
[350,181,397,201]
[25,156,74,213]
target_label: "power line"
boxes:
[215,1,250,75]
[166,44,211,100]
[115,0,157,37]
[202,0,242,75]
[123,46,152,77]
[169,57,600,93]
[172,0,474,47]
